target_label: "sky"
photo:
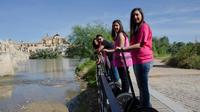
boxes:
[0,0,200,43]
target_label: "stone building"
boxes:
[18,34,69,54]
[42,34,69,47]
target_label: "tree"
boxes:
[66,23,112,59]
[169,42,185,56]
[152,36,170,57]
[167,42,200,69]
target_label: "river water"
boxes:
[0,58,84,112]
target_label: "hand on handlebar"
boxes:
[102,49,108,52]
[115,47,123,52]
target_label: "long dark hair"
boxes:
[111,19,127,40]
[130,8,144,38]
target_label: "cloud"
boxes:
[186,20,200,24]
[149,16,200,25]
[150,18,173,24]
[146,7,200,16]
[164,7,200,14]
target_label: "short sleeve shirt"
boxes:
[130,22,153,64]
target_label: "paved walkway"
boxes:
[130,77,189,112]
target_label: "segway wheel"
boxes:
[124,97,140,112]
[116,93,133,110]
[108,82,122,97]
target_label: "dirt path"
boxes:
[149,59,200,112]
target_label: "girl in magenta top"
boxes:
[113,27,133,67]
[118,8,153,107]
[104,19,132,93]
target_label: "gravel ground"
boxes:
[148,59,200,112]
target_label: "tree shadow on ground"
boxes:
[153,64,171,68]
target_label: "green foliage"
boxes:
[169,42,185,56]
[152,36,200,69]
[66,23,112,59]
[29,49,60,59]
[153,36,170,57]
[85,64,97,87]
[76,59,97,87]
[167,42,200,69]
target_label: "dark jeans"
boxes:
[105,55,119,82]
[105,61,119,82]
[133,61,153,107]
[113,66,120,81]
[117,67,130,93]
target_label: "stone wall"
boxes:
[0,40,29,76]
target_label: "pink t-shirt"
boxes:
[113,33,133,67]
[130,22,153,64]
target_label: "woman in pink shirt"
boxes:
[118,8,153,107]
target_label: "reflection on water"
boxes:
[0,84,13,99]
[0,58,84,112]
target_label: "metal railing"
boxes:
[96,64,122,112]
[96,53,122,112]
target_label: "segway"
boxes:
[98,52,112,82]
[114,51,139,111]
[103,52,115,82]
[120,51,159,112]
[102,52,123,97]
[108,81,121,97]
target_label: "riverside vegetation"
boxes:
[29,49,60,59]
[67,59,98,112]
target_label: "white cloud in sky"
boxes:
[186,20,200,24]
[152,25,200,42]
[146,6,200,16]
[150,18,173,24]
[149,17,200,25]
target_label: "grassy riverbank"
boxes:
[75,59,97,87]
[67,59,98,112]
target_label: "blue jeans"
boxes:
[113,66,120,81]
[133,61,153,107]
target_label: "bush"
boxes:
[75,59,97,87]
[166,56,179,67]
[29,49,60,59]
[66,23,112,59]
[166,42,200,69]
